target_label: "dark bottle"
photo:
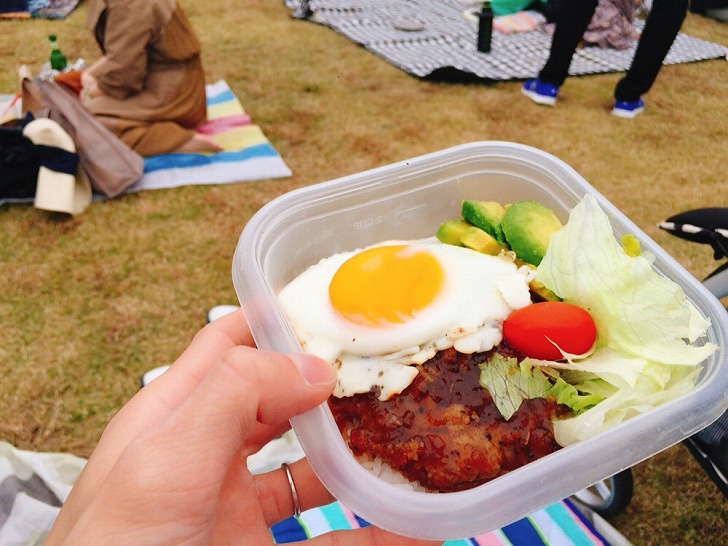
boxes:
[48,34,68,71]
[477,2,493,53]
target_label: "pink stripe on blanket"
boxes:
[340,505,363,529]
[196,114,252,135]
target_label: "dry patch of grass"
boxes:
[1,2,727,543]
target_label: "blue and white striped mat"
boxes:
[128,80,291,193]
[271,498,613,545]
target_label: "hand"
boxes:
[79,71,102,100]
[79,70,96,91]
[46,309,436,545]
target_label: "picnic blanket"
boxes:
[0,0,79,19]
[0,80,291,207]
[0,441,85,545]
[271,498,614,545]
[1,433,630,546]
[287,0,727,81]
[128,80,292,193]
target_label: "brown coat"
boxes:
[84,0,207,156]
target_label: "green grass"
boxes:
[1,2,727,543]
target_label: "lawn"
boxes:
[1,1,727,543]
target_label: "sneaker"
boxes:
[140,365,171,388]
[521,78,559,106]
[612,98,645,119]
[206,304,239,323]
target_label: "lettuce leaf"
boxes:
[544,375,604,415]
[479,354,604,420]
[537,195,716,366]
[553,366,699,445]
[479,354,550,420]
[533,195,717,445]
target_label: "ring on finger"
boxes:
[281,462,301,518]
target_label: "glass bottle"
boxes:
[477,2,493,53]
[49,34,68,71]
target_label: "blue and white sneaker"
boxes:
[521,78,559,106]
[612,98,645,119]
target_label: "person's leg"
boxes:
[109,118,221,156]
[538,0,599,86]
[614,0,689,102]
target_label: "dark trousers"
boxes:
[538,0,689,102]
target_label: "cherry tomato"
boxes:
[502,301,597,361]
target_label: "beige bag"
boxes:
[22,77,143,198]
[23,118,92,215]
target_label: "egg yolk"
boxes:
[329,245,444,327]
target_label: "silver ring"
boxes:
[281,462,301,518]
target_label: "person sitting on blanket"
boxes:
[80,0,222,156]
[44,308,436,546]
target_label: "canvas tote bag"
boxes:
[22,77,144,198]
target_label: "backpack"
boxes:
[0,115,40,199]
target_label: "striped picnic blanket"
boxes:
[127,80,291,193]
[271,498,612,545]
[1,433,624,546]
[0,80,290,206]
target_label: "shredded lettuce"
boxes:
[479,354,550,420]
[545,375,604,415]
[478,354,603,420]
[533,195,717,445]
[552,366,699,445]
[537,195,716,366]
[474,196,716,445]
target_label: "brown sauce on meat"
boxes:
[328,346,568,492]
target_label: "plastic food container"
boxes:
[232,141,728,540]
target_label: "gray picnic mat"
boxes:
[287,0,727,81]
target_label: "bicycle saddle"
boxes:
[658,207,728,260]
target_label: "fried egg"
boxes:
[277,238,534,400]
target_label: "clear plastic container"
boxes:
[232,141,728,540]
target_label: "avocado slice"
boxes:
[436,219,472,246]
[460,226,505,255]
[501,201,562,266]
[529,278,561,302]
[461,200,506,244]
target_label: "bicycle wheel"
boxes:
[571,469,634,518]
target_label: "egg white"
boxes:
[277,237,534,399]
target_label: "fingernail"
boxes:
[288,353,335,386]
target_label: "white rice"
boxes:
[358,454,427,492]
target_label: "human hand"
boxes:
[79,70,102,100]
[46,309,437,545]
[79,70,96,91]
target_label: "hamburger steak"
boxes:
[328,345,568,492]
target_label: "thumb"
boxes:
[167,347,336,459]
[249,349,338,426]
[57,349,337,544]
[88,348,335,517]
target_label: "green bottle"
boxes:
[48,34,68,71]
